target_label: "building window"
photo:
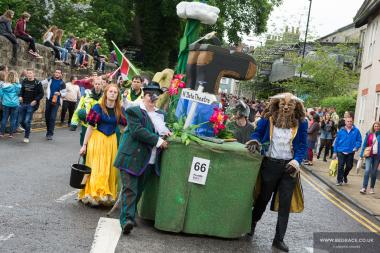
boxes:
[375,94,380,121]
[366,19,378,65]
[359,96,367,124]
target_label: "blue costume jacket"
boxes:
[251,117,308,164]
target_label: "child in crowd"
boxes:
[54,29,69,64]
[43,26,61,62]
[0,70,21,138]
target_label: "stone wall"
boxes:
[0,35,117,128]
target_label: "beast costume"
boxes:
[246,93,307,252]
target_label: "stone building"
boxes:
[317,23,366,44]
[353,0,380,134]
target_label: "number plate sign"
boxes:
[188,157,210,185]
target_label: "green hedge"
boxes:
[320,95,357,117]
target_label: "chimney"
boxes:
[292,27,295,33]
[285,26,289,33]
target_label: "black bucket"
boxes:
[70,158,91,189]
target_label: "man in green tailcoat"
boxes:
[114,81,171,235]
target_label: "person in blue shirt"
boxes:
[41,69,66,140]
[0,70,21,137]
[333,115,362,186]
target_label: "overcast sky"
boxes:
[244,0,365,45]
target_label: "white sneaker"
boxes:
[17,126,25,133]
[23,138,29,143]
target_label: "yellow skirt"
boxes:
[78,130,119,206]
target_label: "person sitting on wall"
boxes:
[14,12,42,58]
[0,10,19,64]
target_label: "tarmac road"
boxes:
[0,128,379,253]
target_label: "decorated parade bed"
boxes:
[70,0,262,239]
[134,0,261,239]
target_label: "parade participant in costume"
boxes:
[122,75,144,109]
[70,79,103,146]
[231,100,255,144]
[246,93,307,252]
[152,68,174,110]
[78,84,126,206]
[114,81,171,235]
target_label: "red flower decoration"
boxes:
[169,74,186,96]
[209,108,228,135]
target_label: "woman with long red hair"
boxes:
[79,84,126,206]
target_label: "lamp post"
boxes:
[300,0,313,78]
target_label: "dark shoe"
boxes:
[122,220,134,235]
[247,222,257,236]
[317,155,320,159]
[272,239,289,252]
[343,177,348,184]
[323,158,327,162]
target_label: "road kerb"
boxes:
[302,164,380,222]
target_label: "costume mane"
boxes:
[262,93,306,129]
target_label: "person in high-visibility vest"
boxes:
[122,75,144,109]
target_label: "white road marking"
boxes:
[305,247,329,253]
[0,234,14,241]
[90,217,121,253]
[55,190,80,203]
[0,205,13,209]
[305,247,313,253]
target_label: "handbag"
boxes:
[363,147,372,158]
[329,159,338,177]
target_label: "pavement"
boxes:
[1,128,380,252]
[302,156,380,220]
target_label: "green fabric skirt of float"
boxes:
[138,138,262,238]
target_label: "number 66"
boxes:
[194,162,206,172]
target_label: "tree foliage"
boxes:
[320,94,357,117]
[207,0,282,44]
[277,44,359,106]
[1,0,281,71]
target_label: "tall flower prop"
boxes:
[169,74,186,96]
[209,108,228,135]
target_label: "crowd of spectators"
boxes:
[0,10,112,73]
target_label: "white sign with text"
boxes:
[188,157,211,185]
[181,89,217,105]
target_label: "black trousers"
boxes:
[252,157,296,241]
[44,41,60,60]
[60,100,76,125]
[318,138,333,159]
[337,152,354,183]
[1,33,18,58]
[17,35,36,52]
